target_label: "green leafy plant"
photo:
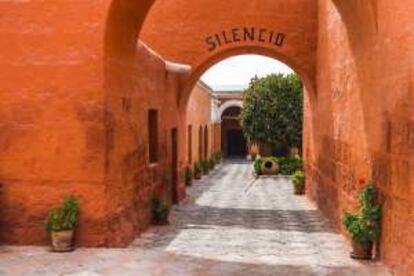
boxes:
[215,152,222,163]
[193,161,202,177]
[208,157,215,170]
[200,159,209,174]
[211,151,222,165]
[240,74,303,152]
[152,197,169,222]
[292,170,305,187]
[343,183,381,244]
[184,167,193,186]
[279,156,303,175]
[254,157,263,175]
[45,196,79,233]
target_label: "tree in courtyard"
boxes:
[240,73,303,155]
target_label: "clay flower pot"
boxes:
[153,210,170,225]
[261,160,279,175]
[350,240,373,260]
[50,230,75,252]
[294,184,305,195]
[194,172,202,180]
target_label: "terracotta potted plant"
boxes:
[193,161,202,180]
[45,196,79,252]
[292,170,305,195]
[208,157,215,170]
[200,159,209,175]
[152,197,169,225]
[343,182,381,260]
[184,166,193,187]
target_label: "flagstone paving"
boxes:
[0,160,391,276]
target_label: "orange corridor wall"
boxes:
[304,1,414,275]
[186,83,220,165]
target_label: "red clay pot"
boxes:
[350,240,373,260]
[50,230,75,252]
[294,184,305,195]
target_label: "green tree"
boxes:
[240,73,303,154]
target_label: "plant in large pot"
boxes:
[200,159,209,175]
[213,151,222,165]
[193,161,202,180]
[152,197,170,225]
[45,196,79,252]
[343,182,381,260]
[184,167,193,187]
[291,170,305,195]
[208,157,215,171]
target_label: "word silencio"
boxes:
[205,27,286,52]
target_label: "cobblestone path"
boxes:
[0,161,390,276]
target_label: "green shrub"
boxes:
[292,170,305,187]
[45,196,79,233]
[279,156,303,175]
[254,157,263,175]
[211,151,222,165]
[208,158,215,170]
[184,167,193,186]
[152,197,169,221]
[343,184,381,244]
[200,159,209,174]
[193,161,202,176]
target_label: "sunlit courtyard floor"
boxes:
[0,160,390,276]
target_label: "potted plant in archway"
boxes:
[193,161,202,180]
[152,197,170,225]
[291,170,305,195]
[45,196,79,252]
[343,181,381,260]
[184,167,193,187]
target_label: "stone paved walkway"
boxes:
[0,161,390,276]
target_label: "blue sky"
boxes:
[201,55,293,91]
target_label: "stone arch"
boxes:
[102,0,317,247]
[180,46,316,107]
[218,100,244,121]
[104,0,155,60]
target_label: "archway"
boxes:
[220,106,246,158]
[218,100,244,120]
[102,0,317,247]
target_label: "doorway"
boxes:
[171,128,179,204]
[227,129,246,157]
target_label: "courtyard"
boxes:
[0,161,390,276]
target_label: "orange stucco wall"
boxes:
[186,82,219,165]
[104,41,188,246]
[305,1,414,274]
[141,0,318,100]
[0,1,109,246]
[0,1,414,274]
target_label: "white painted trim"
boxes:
[217,100,244,119]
